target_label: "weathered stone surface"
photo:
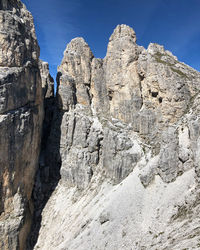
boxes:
[34,24,200,250]
[26,81,55,250]
[54,24,200,189]
[0,64,41,114]
[102,127,142,183]
[2,2,199,247]
[0,1,44,249]
[0,0,39,67]
[39,60,54,99]
[58,37,93,110]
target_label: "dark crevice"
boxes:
[26,92,63,249]
[179,157,186,164]
[139,73,145,82]
[86,85,92,105]
[108,90,114,101]
[151,91,158,98]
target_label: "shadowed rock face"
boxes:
[0,1,45,249]
[0,0,39,67]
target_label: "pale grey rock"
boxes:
[91,58,109,116]
[34,24,200,250]
[102,128,142,183]
[39,60,54,98]
[57,75,76,111]
[59,112,102,189]
[55,24,200,190]
[158,127,179,182]
[99,211,110,224]
[58,37,93,109]
[139,155,159,187]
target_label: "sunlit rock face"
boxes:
[33,24,200,250]
[56,24,200,188]
[1,1,200,248]
[0,1,45,249]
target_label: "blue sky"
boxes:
[23,0,200,83]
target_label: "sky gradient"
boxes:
[23,0,200,83]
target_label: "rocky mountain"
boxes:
[1,1,200,249]
[0,1,53,249]
[34,25,200,249]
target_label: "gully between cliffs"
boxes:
[27,86,63,249]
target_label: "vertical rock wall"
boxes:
[56,24,200,189]
[1,1,200,248]
[0,1,44,249]
[33,25,200,250]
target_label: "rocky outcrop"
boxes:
[0,1,44,249]
[34,25,200,249]
[55,24,200,188]
[1,1,200,248]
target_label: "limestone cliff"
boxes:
[0,1,46,249]
[1,1,200,249]
[34,25,200,250]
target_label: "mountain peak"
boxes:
[109,24,136,42]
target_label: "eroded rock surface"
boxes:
[55,24,200,189]
[0,1,44,249]
[1,2,200,247]
[34,25,200,249]
[26,61,55,250]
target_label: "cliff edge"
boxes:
[0,1,53,249]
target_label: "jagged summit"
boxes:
[33,23,200,250]
[63,37,93,56]
[60,24,137,65]
[1,0,200,248]
[109,24,137,42]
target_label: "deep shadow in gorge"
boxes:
[26,91,64,249]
